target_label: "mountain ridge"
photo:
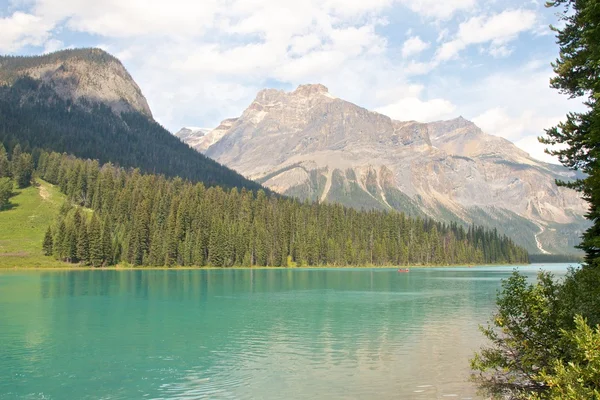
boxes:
[0,48,152,118]
[0,49,265,191]
[178,84,588,254]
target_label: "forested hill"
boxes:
[28,149,528,267]
[0,77,263,191]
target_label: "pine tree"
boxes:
[101,218,113,265]
[42,226,53,256]
[0,144,9,178]
[10,144,21,177]
[29,149,528,268]
[164,200,179,266]
[88,215,103,267]
[76,219,90,265]
[54,220,66,259]
[67,227,78,263]
[12,152,34,189]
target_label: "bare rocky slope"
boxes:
[179,84,589,254]
[0,48,152,117]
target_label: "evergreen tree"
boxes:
[54,220,66,260]
[0,177,11,209]
[10,144,21,177]
[101,218,113,266]
[0,144,9,178]
[29,149,528,268]
[76,218,90,265]
[42,226,53,256]
[10,145,34,189]
[88,215,103,267]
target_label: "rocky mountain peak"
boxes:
[174,127,211,141]
[177,86,588,255]
[254,88,284,103]
[293,83,330,96]
[428,116,478,138]
[0,48,152,118]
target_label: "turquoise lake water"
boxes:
[0,264,574,399]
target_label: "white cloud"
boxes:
[47,0,395,129]
[376,97,457,122]
[33,0,222,38]
[0,0,576,161]
[488,44,513,58]
[402,36,430,58]
[288,34,322,57]
[398,0,477,20]
[42,38,63,54]
[435,9,537,62]
[0,11,54,52]
[472,107,560,142]
[461,62,584,164]
[514,135,565,164]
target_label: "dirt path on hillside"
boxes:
[39,185,50,201]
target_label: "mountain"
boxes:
[180,84,589,254]
[0,49,264,191]
[176,120,238,152]
[0,48,152,117]
[174,127,212,148]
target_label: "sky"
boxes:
[0,0,582,164]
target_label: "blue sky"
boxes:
[0,0,580,163]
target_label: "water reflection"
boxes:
[0,265,573,399]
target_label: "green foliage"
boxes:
[471,272,569,398]
[0,177,12,209]
[42,226,53,256]
[531,315,600,400]
[0,143,9,178]
[32,149,528,267]
[13,153,33,188]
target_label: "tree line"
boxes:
[28,149,528,267]
[0,143,33,208]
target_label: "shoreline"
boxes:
[0,263,560,272]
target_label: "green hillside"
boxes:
[0,76,264,192]
[0,180,70,268]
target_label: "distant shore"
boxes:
[0,262,561,271]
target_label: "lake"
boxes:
[0,264,574,399]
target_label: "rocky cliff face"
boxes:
[0,48,152,118]
[179,84,589,255]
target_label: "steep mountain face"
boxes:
[0,49,264,191]
[0,48,152,117]
[180,84,589,254]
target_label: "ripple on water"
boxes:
[2,267,553,399]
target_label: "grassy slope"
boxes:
[0,179,70,268]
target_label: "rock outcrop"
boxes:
[0,48,152,117]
